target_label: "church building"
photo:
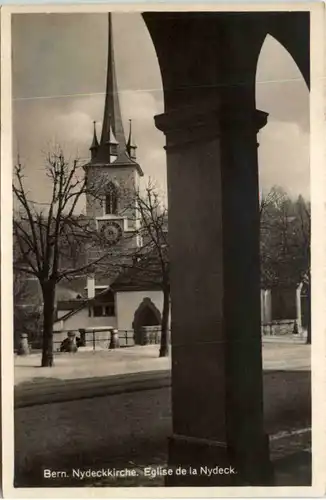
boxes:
[53,14,167,348]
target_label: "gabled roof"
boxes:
[57,299,86,311]
[112,150,144,176]
[54,287,113,324]
[54,300,88,323]
[84,154,144,176]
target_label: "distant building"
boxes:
[53,267,168,348]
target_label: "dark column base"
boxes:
[165,434,235,486]
[228,433,275,486]
[166,434,274,486]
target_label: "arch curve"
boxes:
[132,297,162,345]
[265,12,310,89]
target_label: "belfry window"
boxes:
[105,182,118,215]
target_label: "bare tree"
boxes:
[260,187,289,288]
[260,187,309,286]
[116,181,170,357]
[138,184,169,357]
[13,149,118,366]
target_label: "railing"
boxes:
[26,327,164,353]
[20,321,306,354]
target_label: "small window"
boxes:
[105,305,115,316]
[93,305,103,317]
[105,182,118,215]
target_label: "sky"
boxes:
[12,12,310,204]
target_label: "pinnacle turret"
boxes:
[127,119,137,160]
[90,121,99,159]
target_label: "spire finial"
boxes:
[90,121,99,159]
[127,119,137,160]
[99,12,127,160]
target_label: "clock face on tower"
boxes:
[100,221,123,245]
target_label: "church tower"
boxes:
[84,13,143,254]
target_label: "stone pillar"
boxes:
[67,331,77,353]
[261,290,269,326]
[156,105,229,485]
[17,333,30,355]
[220,97,273,485]
[109,329,120,349]
[261,290,269,335]
[155,96,272,485]
[266,290,272,324]
[296,283,303,330]
[144,11,276,487]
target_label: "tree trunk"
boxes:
[159,285,170,358]
[41,280,56,367]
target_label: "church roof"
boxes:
[100,13,126,155]
[57,299,86,311]
[110,254,163,292]
[112,150,144,175]
[54,287,114,323]
[85,153,144,176]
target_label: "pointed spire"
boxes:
[99,13,127,160]
[85,13,144,176]
[126,119,137,160]
[90,121,99,159]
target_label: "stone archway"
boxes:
[141,11,311,485]
[132,297,162,345]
